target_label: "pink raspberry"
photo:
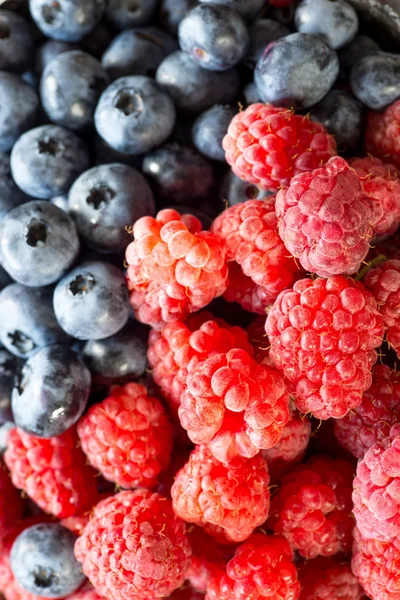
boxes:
[265,275,384,419]
[223,262,272,315]
[298,557,364,600]
[365,99,400,169]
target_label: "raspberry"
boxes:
[67,583,105,600]
[349,156,400,237]
[171,444,270,543]
[247,316,273,364]
[77,382,173,489]
[223,262,272,315]
[269,456,354,559]
[0,464,23,549]
[298,557,363,600]
[75,490,192,600]
[266,275,384,419]
[223,103,336,190]
[186,526,231,593]
[334,364,400,459]
[178,348,291,462]
[365,99,400,170]
[276,157,373,278]
[4,427,97,519]
[205,533,300,600]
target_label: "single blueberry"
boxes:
[0,153,30,223]
[0,201,80,287]
[0,348,19,423]
[350,51,400,110]
[156,50,240,113]
[10,523,86,598]
[295,0,358,49]
[35,40,79,76]
[95,75,176,155]
[338,34,380,73]
[220,170,275,206]
[53,261,130,340]
[243,81,261,104]
[179,4,249,71]
[29,0,105,42]
[105,0,158,29]
[192,105,236,162]
[10,125,89,199]
[198,0,265,21]
[0,73,39,152]
[0,10,34,73]
[255,32,339,109]
[310,89,363,149]
[68,163,155,254]
[245,18,290,69]
[158,0,197,35]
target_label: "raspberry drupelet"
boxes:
[223,262,272,315]
[365,99,400,170]
[178,347,291,463]
[74,490,192,600]
[276,157,374,278]
[265,275,384,420]
[269,456,354,559]
[298,557,364,600]
[223,103,337,190]
[171,444,270,543]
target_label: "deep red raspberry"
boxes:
[178,348,290,462]
[170,588,205,600]
[266,275,384,419]
[365,99,400,170]
[223,103,336,190]
[186,526,231,593]
[276,157,373,277]
[298,557,363,600]
[269,456,354,559]
[223,262,272,315]
[77,382,173,489]
[0,464,23,549]
[4,427,97,519]
[75,490,192,600]
[171,444,270,543]
[334,364,400,459]
[206,533,300,600]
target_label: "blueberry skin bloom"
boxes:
[0,10,35,73]
[192,105,236,161]
[10,524,86,598]
[0,201,80,287]
[95,75,176,155]
[295,0,358,50]
[0,73,39,152]
[178,4,249,71]
[29,0,105,42]
[105,0,158,29]
[53,261,130,340]
[350,52,400,110]
[0,153,29,223]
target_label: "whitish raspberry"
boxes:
[298,557,363,600]
[365,99,400,169]
[223,262,272,314]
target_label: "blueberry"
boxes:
[350,51,400,110]
[220,170,275,206]
[142,144,214,204]
[29,0,105,42]
[245,18,290,69]
[310,89,363,149]
[105,0,158,29]
[338,34,380,73]
[10,523,86,598]
[10,125,89,199]
[35,40,79,76]
[255,32,339,109]
[0,153,30,223]
[0,73,39,151]
[156,50,240,113]
[0,201,80,287]
[192,105,236,161]
[0,348,19,423]
[68,163,155,253]
[101,27,178,81]
[179,4,249,71]
[158,0,197,35]
[53,261,130,340]
[243,81,261,104]
[95,75,176,155]
[198,0,265,21]
[0,10,34,73]
[295,0,358,50]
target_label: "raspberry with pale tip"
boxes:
[365,99,400,170]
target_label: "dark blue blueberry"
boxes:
[53,261,130,340]
[12,345,91,437]
[192,105,236,162]
[0,153,30,223]
[310,89,363,149]
[255,32,339,109]
[10,125,89,199]
[338,34,380,73]
[0,10,34,73]
[35,40,79,76]
[68,163,155,253]
[243,81,261,104]
[142,144,214,204]
[199,0,265,21]
[221,170,275,206]
[95,75,176,155]
[40,50,109,131]
[29,0,105,42]
[0,201,80,287]
[158,0,197,35]
[178,4,249,71]
[156,50,240,113]
[105,0,158,29]
[350,51,400,110]
[295,0,358,49]
[0,73,39,151]
[245,18,290,69]
[10,523,86,598]
[101,27,178,81]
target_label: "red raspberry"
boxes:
[349,156,400,237]
[265,275,384,419]
[276,157,373,277]
[247,315,273,364]
[223,103,336,190]
[206,533,300,600]
[298,557,363,600]
[77,382,173,489]
[0,464,23,548]
[365,99,400,169]
[334,364,400,459]
[170,589,205,600]
[75,490,192,600]
[269,456,354,559]
[223,262,272,315]
[186,526,231,593]
[171,444,270,543]
[178,348,290,462]
[4,427,97,519]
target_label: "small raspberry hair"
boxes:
[4,427,97,519]
[266,275,384,419]
[75,490,192,600]
[276,156,373,278]
[77,382,172,489]
[269,456,354,559]
[223,262,272,315]
[171,444,270,543]
[186,526,231,593]
[334,364,400,459]
[223,103,336,190]
[365,99,400,169]
[0,464,23,548]
[298,557,363,600]
[206,533,300,600]
[178,348,291,462]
